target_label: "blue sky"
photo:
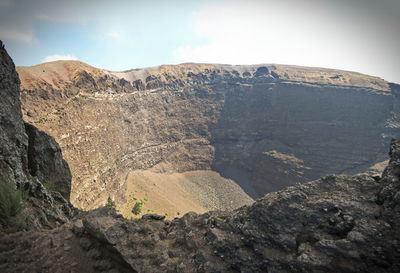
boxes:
[0,0,399,83]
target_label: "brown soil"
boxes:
[120,170,253,220]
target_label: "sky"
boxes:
[0,0,399,83]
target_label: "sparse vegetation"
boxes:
[132,202,143,215]
[131,196,147,215]
[106,196,116,211]
[0,179,24,219]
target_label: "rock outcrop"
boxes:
[17,59,400,213]
[0,41,73,231]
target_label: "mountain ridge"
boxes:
[16,60,390,92]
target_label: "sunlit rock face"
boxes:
[17,60,400,211]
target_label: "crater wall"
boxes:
[17,61,400,209]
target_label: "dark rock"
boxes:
[253,66,269,77]
[72,70,96,88]
[24,122,71,199]
[271,70,280,78]
[141,214,166,221]
[373,175,381,181]
[132,79,145,90]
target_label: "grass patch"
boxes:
[0,180,24,219]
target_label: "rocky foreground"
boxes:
[0,41,399,272]
[1,143,400,273]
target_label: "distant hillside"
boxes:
[17,60,390,92]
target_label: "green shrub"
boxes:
[0,180,24,218]
[131,196,147,215]
[106,197,116,211]
[132,201,143,215]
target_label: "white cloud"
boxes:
[43,54,78,63]
[106,31,121,39]
[172,0,399,82]
[0,27,34,43]
[173,1,347,67]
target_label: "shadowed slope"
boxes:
[0,41,74,231]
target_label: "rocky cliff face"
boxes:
[0,41,73,231]
[17,60,400,212]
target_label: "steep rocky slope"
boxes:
[17,59,400,214]
[0,41,74,231]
